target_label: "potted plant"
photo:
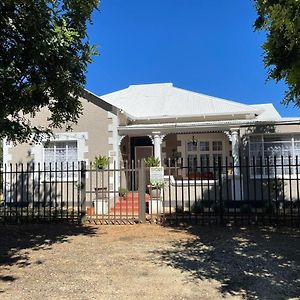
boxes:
[144,156,160,168]
[118,187,127,197]
[145,156,162,197]
[94,155,109,170]
[93,155,109,214]
[145,156,164,215]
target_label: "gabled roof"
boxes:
[101,83,261,120]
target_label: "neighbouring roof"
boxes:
[250,104,281,120]
[100,83,267,121]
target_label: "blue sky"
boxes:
[86,0,297,117]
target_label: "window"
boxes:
[200,154,210,170]
[212,141,223,151]
[199,141,209,151]
[44,141,78,180]
[249,135,299,176]
[186,140,224,175]
[187,142,197,152]
[187,154,198,172]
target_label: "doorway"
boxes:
[135,146,153,163]
[130,136,153,163]
[130,136,153,190]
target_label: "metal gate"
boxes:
[83,161,147,224]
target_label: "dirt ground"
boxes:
[0,224,299,300]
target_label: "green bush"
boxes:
[175,206,184,213]
[191,200,216,213]
[119,187,127,197]
[94,155,109,169]
[144,156,160,167]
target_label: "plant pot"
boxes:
[94,187,108,199]
[149,199,162,215]
[149,186,161,198]
[93,199,109,215]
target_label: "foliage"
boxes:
[191,200,216,213]
[144,156,160,167]
[94,155,109,169]
[118,187,127,197]
[175,205,183,214]
[149,180,164,188]
[254,0,300,105]
[0,0,99,143]
[0,141,2,164]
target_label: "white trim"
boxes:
[164,175,218,186]
[182,134,227,168]
[31,132,88,182]
[32,132,88,164]
[118,119,300,135]
[108,112,120,191]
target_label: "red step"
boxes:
[110,193,150,214]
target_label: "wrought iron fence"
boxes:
[160,156,300,226]
[0,162,85,223]
[0,157,300,225]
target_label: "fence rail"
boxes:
[0,156,300,226]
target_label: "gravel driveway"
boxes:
[0,224,299,300]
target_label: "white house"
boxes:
[3,83,300,208]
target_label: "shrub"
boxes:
[175,206,184,213]
[119,187,127,197]
[94,155,109,169]
[191,200,216,213]
[144,156,160,167]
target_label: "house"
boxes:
[3,83,300,210]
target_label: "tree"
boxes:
[0,0,99,143]
[254,0,300,106]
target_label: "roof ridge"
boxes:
[128,82,173,88]
[172,86,258,111]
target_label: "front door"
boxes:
[129,137,153,190]
[135,146,153,163]
[133,146,153,191]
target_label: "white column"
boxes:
[149,132,165,165]
[154,134,162,162]
[231,130,240,174]
[230,129,242,200]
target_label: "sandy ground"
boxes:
[0,224,299,300]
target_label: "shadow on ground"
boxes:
[153,225,300,299]
[0,224,97,282]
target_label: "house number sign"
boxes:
[150,167,164,186]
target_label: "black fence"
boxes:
[0,157,300,226]
[0,162,85,224]
[161,156,300,226]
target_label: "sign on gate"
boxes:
[150,167,164,186]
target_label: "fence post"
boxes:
[80,161,86,223]
[138,160,146,223]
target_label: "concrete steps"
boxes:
[110,192,149,214]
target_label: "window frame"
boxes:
[42,140,79,182]
[186,139,225,174]
[248,134,299,178]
